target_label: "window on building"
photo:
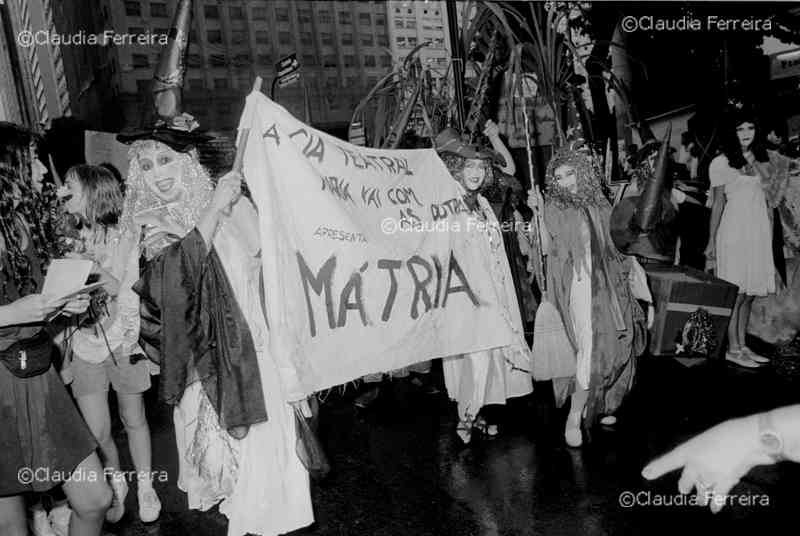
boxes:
[339,33,352,46]
[395,19,403,29]
[435,10,440,16]
[187,54,202,67]
[321,33,333,46]
[214,78,229,90]
[278,32,292,45]
[318,10,332,24]
[361,34,373,46]
[378,35,389,47]
[234,53,250,66]
[231,30,246,44]
[408,37,417,46]
[258,54,272,66]
[204,5,219,19]
[380,55,391,67]
[276,7,289,22]
[302,53,316,66]
[132,54,149,68]
[210,53,228,66]
[253,7,267,20]
[338,11,352,25]
[255,31,269,44]
[150,3,167,17]
[189,79,204,91]
[300,32,313,46]
[375,14,385,26]
[395,8,401,14]
[359,13,371,25]
[364,56,376,67]
[323,54,337,67]
[346,76,357,87]
[136,79,150,93]
[230,6,244,20]
[344,55,355,67]
[298,8,312,24]
[367,76,378,87]
[207,30,222,43]
[407,8,412,14]
[396,36,405,47]
[124,1,140,17]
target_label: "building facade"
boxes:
[386,0,451,80]
[108,0,393,134]
[0,0,73,128]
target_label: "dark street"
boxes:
[107,351,800,536]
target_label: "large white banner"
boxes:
[238,92,517,398]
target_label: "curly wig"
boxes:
[0,122,64,298]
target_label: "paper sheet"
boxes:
[42,259,94,300]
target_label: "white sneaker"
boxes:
[47,505,71,536]
[30,508,57,536]
[138,486,162,523]
[106,475,128,523]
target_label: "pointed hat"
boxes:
[117,0,211,151]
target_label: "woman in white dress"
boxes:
[436,128,533,444]
[706,107,784,368]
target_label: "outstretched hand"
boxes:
[642,415,771,513]
[213,170,243,215]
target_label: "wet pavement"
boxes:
[98,349,800,536]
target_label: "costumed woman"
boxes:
[58,164,161,524]
[116,2,313,534]
[528,142,651,447]
[436,127,534,444]
[0,122,112,536]
[706,104,800,368]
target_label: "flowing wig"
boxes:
[0,122,63,298]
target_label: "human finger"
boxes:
[642,445,688,481]
[677,465,698,495]
[708,476,737,514]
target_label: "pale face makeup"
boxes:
[136,141,186,203]
[736,122,755,151]
[462,158,488,192]
[61,173,86,217]
[553,164,578,194]
[29,145,47,194]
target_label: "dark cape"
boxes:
[134,229,267,431]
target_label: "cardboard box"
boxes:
[645,265,739,359]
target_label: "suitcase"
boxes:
[645,265,739,359]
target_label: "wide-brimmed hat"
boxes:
[116,0,212,152]
[435,128,506,166]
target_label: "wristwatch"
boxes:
[758,411,784,462]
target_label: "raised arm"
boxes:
[484,120,516,176]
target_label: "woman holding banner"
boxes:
[436,128,534,444]
[114,1,314,533]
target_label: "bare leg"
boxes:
[76,392,125,522]
[62,452,112,536]
[727,294,745,353]
[0,495,27,536]
[565,388,588,447]
[116,393,150,479]
[117,392,161,522]
[737,295,755,350]
[76,393,120,471]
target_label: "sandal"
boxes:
[456,420,472,444]
[473,416,499,437]
[725,349,761,369]
[742,347,770,364]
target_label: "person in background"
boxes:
[642,404,800,514]
[0,121,111,536]
[705,106,784,368]
[58,164,161,524]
